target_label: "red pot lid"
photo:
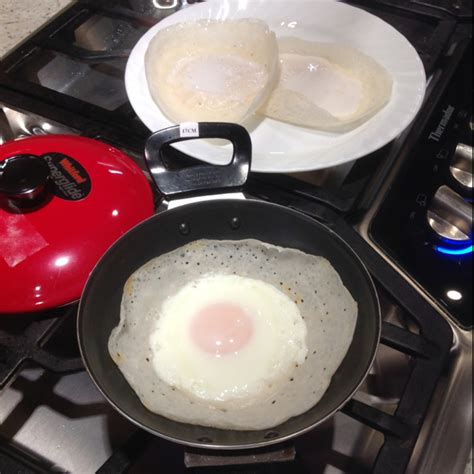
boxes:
[0,135,154,314]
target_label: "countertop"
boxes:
[0,0,73,59]
[0,2,472,473]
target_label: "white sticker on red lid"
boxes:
[179,122,199,138]
[0,212,49,267]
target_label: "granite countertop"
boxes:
[0,0,73,58]
[0,3,472,474]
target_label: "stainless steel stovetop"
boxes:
[0,1,472,473]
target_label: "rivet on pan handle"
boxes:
[144,122,252,199]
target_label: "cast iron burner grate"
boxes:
[0,306,83,391]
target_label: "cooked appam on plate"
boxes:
[108,239,357,430]
[144,19,279,124]
[260,37,393,132]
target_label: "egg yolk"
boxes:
[190,303,253,356]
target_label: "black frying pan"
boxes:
[77,123,380,450]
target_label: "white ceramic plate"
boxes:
[125,0,426,173]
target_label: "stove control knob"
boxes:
[427,185,472,242]
[450,143,473,189]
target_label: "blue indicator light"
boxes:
[435,245,473,255]
[439,236,472,246]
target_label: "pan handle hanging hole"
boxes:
[179,222,190,235]
[230,217,241,230]
[197,437,213,443]
[264,431,279,439]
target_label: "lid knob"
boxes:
[0,154,51,209]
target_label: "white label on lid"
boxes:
[179,122,200,138]
[0,213,48,267]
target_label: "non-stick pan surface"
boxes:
[78,198,380,450]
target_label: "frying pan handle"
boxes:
[144,122,251,198]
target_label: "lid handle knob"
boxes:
[0,155,51,209]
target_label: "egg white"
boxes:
[149,274,308,408]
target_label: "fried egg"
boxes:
[144,19,279,123]
[108,239,357,430]
[260,37,393,132]
[150,274,307,407]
